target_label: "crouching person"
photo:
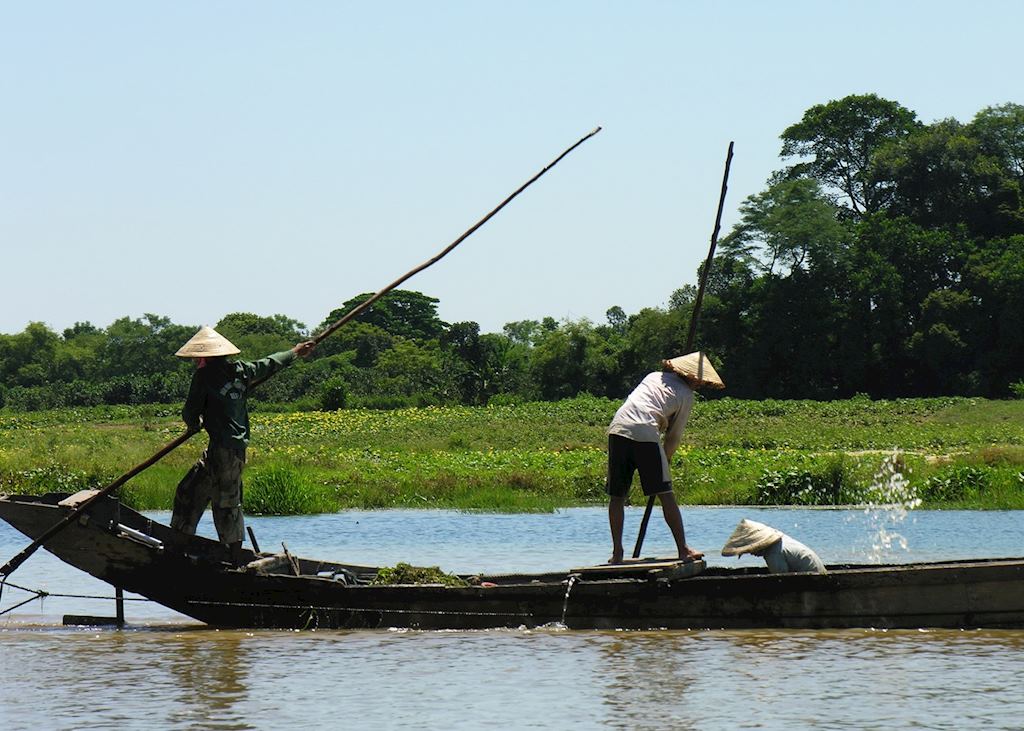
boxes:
[170,325,315,564]
[721,519,826,574]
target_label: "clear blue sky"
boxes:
[2,1,1021,336]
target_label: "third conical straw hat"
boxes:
[666,351,724,389]
[175,326,240,358]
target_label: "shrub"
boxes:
[754,456,852,505]
[921,465,990,502]
[320,377,348,411]
[488,392,525,407]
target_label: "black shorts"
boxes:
[605,434,672,498]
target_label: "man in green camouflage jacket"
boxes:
[170,325,315,564]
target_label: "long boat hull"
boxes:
[3,492,1024,630]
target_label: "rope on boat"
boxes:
[0,576,43,617]
[0,578,150,617]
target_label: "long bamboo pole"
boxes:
[311,128,602,347]
[631,141,734,560]
[1,126,602,579]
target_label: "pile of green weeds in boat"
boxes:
[371,562,469,587]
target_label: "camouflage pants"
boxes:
[170,444,246,545]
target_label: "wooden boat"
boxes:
[3,491,1024,630]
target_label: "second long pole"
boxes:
[631,141,734,560]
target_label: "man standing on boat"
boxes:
[171,325,315,564]
[605,352,724,564]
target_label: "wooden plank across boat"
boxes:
[3,491,1024,631]
[571,557,707,581]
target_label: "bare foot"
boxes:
[608,551,624,565]
[680,548,704,563]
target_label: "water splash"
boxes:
[560,574,579,626]
[857,451,922,563]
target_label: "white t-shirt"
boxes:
[607,371,694,460]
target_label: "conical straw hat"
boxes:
[665,351,724,389]
[721,519,783,556]
[175,326,240,358]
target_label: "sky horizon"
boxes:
[3,2,1022,338]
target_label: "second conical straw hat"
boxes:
[665,351,724,389]
[175,326,240,358]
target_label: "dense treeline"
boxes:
[3,94,1024,411]
[0,293,687,410]
[705,95,1024,398]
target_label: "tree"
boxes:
[101,314,194,378]
[441,321,486,404]
[373,339,451,403]
[316,321,395,366]
[907,290,976,395]
[605,306,627,333]
[698,254,757,394]
[319,290,446,341]
[211,312,306,361]
[781,94,920,217]
[745,271,845,398]
[467,332,535,401]
[971,103,1024,180]
[722,177,848,275]
[831,215,969,396]
[502,320,540,346]
[617,307,688,388]
[0,322,60,386]
[62,321,100,339]
[872,119,1024,238]
[216,313,306,341]
[667,286,697,313]
[529,325,582,401]
[963,234,1024,394]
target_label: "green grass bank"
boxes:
[2,395,1023,513]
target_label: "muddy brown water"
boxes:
[3,507,1023,730]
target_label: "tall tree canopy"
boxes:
[780,93,920,217]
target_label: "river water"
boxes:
[2,505,1023,729]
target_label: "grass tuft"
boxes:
[244,463,336,515]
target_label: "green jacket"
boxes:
[182,350,297,448]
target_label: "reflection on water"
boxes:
[3,626,1024,730]
[164,633,251,730]
[3,507,1024,729]
[595,629,1024,730]
[0,629,255,731]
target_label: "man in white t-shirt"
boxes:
[605,351,724,564]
